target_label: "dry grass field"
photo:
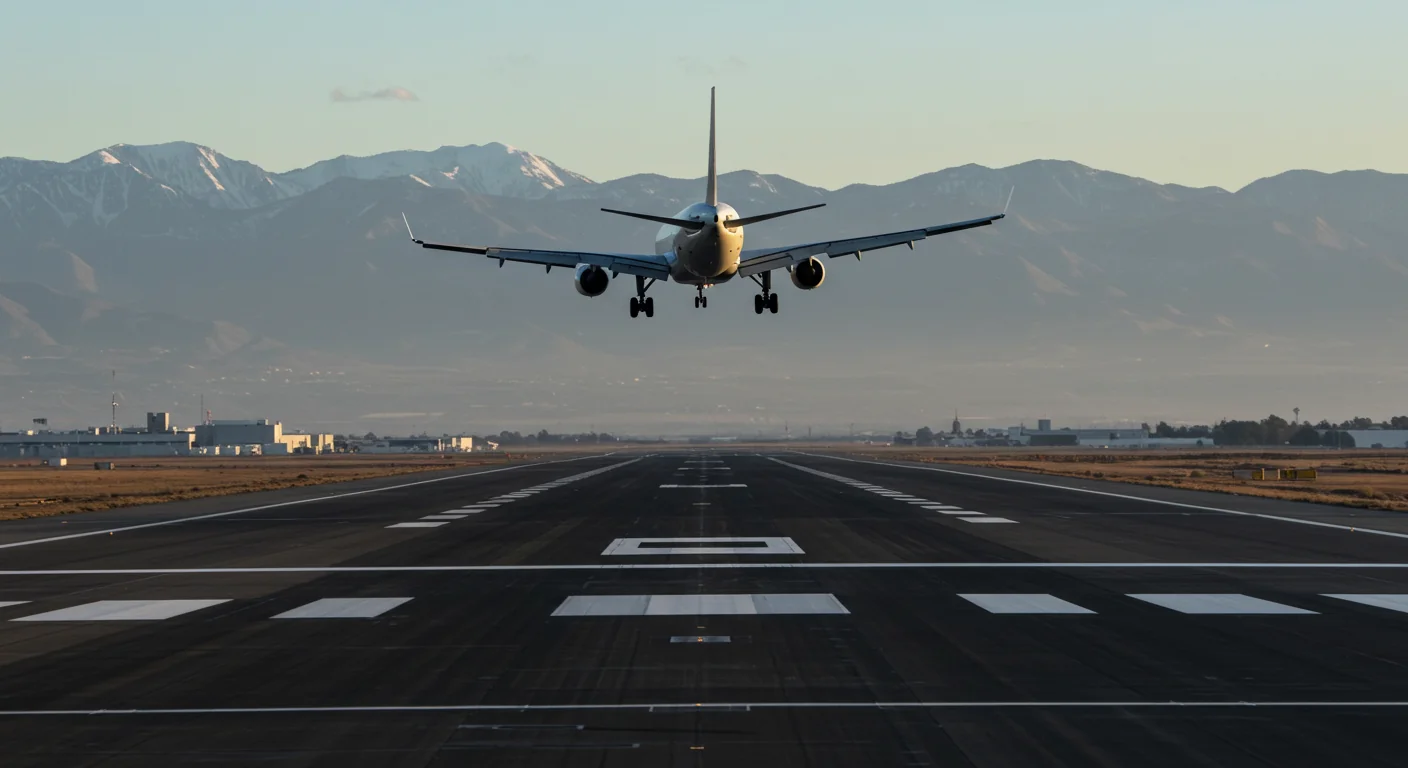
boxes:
[825,447,1408,512]
[0,452,572,520]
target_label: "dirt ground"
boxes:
[822,446,1408,513]
[0,452,579,520]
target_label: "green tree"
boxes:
[1321,430,1356,448]
[1288,425,1321,446]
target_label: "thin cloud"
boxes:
[330,86,419,103]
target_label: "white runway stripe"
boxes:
[272,597,412,619]
[0,602,30,609]
[551,593,849,616]
[386,522,448,529]
[937,510,977,515]
[1129,593,1316,614]
[8,700,1408,716]
[960,517,1017,524]
[13,599,229,622]
[1324,594,1408,613]
[659,484,748,488]
[960,594,1095,614]
[421,515,467,520]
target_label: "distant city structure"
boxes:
[0,411,337,458]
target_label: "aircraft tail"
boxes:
[705,87,717,206]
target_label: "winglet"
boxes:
[1003,187,1015,215]
[401,212,423,244]
[705,87,717,206]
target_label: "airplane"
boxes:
[403,87,1010,318]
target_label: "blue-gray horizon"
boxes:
[2,0,1404,192]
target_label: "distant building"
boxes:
[1037,418,1052,432]
[146,412,171,433]
[0,429,195,458]
[195,419,332,454]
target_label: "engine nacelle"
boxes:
[574,264,610,297]
[790,257,826,290]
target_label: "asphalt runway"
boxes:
[3,450,1408,766]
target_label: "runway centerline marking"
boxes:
[790,451,1408,542]
[0,453,618,551]
[659,484,748,489]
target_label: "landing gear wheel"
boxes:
[768,293,779,314]
[629,297,639,318]
[694,296,700,308]
[644,297,654,317]
[754,294,764,314]
[701,296,708,308]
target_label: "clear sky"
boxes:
[3,0,1404,191]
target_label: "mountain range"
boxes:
[1,140,1405,433]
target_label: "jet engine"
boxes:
[789,257,826,290]
[574,264,610,297]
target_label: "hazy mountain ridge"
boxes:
[1,141,1405,430]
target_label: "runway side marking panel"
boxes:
[1129,593,1317,615]
[1324,594,1408,613]
[551,593,849,616]
[0,602,30,609]
[13,599,230,622]
[961,517,1017,524]
[960,594,1096,614]
[272,598,412,619]
[387,522,448,529]
[602,537,804,556]
[659,484,748,488]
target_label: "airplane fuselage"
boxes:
[654,202,743,286]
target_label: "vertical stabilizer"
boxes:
[705,87,717,206]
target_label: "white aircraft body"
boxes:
[405,88,1008,317]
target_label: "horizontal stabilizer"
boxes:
[727,203,825,228]
[601,208,705,230]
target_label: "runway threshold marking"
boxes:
[271,598,412,619]
[12,599,230,622]
[960,594,1096,614]
[790,451,1408,542]
[1324,594,1408,614]
[1128,593,1317,615]
[659,484,747,489]
[0,453,619,551]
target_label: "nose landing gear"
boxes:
[694,285,708,309]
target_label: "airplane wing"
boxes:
[736,212,1006,278]
[403,214,671,280]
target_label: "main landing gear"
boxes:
[750,272,779,314]
[693,285,709,309]
[629,276,655,318]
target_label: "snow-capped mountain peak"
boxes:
[100,142,301,209]
[275,142,595,199]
